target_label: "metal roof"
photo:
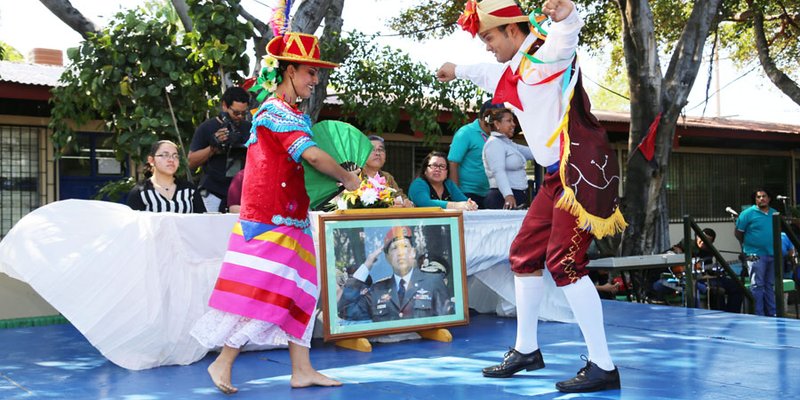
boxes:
[0,61,64,87]
[593,110,800,135]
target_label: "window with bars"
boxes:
[666,153,790,222]
[0,126,43,239]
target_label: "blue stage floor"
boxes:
[2,300,799,399]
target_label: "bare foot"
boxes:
[208,360,238,394]
[290,370,342,388]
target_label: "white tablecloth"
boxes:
[0,201,571,370]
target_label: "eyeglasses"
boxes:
[372,148,386,154]
[155,153,180,160]
[427,163,447,171]
[230,110,249,117]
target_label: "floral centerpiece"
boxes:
[332,173,396,210]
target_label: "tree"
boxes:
[0,42,24,62]
[49,0,251,180]
[329,31,482,143]
[739,0,800,105]
[39,0,98,39]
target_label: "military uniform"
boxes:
[338,267,451,322]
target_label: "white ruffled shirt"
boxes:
[455,9,583,167]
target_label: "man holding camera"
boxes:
[188,87,251,213]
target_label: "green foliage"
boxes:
[0,41,23,61]
[49,0,251,166]
[329,32,484,144]
[719,0,800,78]
[588,45,630,112]
[387,0,466,41]
[93,176,135,201]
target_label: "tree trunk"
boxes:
[304,0,346,122]
[236,3,272,77]
[292,0,334,34]
[617,0,723,256]
[39,0,97,39]
[617,0,663,256]
[170,0,193,32]
[748,0,800,105]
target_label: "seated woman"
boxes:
[127,140,206,213]
[482,108,533,209]
[361,135,413,207]
[408,151,477,210]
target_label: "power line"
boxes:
[687,64,760,112]
[582,73,630,101]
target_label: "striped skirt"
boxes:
[191,221,318,348]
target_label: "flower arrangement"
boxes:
[333,173,397,210]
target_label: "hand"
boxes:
[503,195,516,210]
[342,172,361,192]
[214,127,229,143]
[461,198,478,211]
[436,62,456,82]
[364,248,383,269]
[541,0,574,22]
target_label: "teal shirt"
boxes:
[408,177,467,209]
[447,119,489,196]
[736,205,777,256]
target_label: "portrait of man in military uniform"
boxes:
[337,226,453,322]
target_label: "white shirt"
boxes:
[455,9,583,167]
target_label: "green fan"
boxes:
[304,120,373,210]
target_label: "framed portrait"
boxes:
[318,208,469,341]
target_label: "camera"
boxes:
[212,111,237,152]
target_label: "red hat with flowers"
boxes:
[458,0,531,37]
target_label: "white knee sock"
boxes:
[514,275,544,354]
[561,275,615,371]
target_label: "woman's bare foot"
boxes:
[208,360,238,394]
[290,370,342,388]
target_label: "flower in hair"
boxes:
[457,0,480,37]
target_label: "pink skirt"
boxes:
[191,221,318,348]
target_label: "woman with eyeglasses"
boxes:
[408,151,478,210]
[482,108,534,210]
[127,140,206,213]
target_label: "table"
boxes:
[587,254,686,302]
[1,201,572,370]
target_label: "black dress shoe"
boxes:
[482,348,545,378]
[556,356,620,393]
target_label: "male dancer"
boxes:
[437,0,626,393]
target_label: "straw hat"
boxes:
[459,0,530,36]
[266,32,339,69]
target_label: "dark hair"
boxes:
[752,188,771,204]
[143,140,178,178]
[277,60,302,80]
[701,228,716,241]
[497,21,531,36]
[221,87,250,108]
[417,151,449,180]
[486,108,513,130]
[368,135,384,143]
